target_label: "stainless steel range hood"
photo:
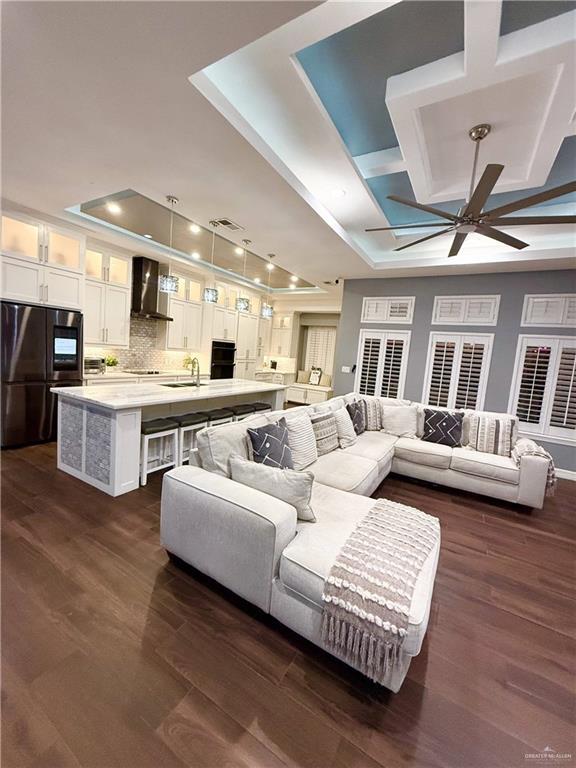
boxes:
[131,256,173,321]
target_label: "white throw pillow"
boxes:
[285,413,318,470]
[333,407,357,448]
[381,404,419,438]
[229,453,316,522]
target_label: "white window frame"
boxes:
[354,329,411,399]
[361,296,415,324]
[432,295,500,326]
[422,332,494,410]
[521,294,576,328]
[508,334,576,445]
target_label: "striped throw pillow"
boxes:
[285,414,318,470]
[334,407,357,448]
[310,411,339,456]
[360,398,382,431]
[468,414,516,457]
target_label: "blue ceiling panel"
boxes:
[500,0,576,36]
[368,136,576,226]
[296,1,464,157]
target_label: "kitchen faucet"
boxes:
[190,357,201,386]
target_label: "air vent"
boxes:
[214,217,245,232]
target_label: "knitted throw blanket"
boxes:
[321,499,440,685]
[512,438,557,496]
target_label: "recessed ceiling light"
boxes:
[254,277,261,284]
[106,201,122,215]
[290,275,298,282]
[190,223,201,234]
[289,284,296,290]
[143,233,153,239]
[234,246,244,255]
[191,251,201,260]
[266,263,275,271]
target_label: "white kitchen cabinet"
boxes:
[171,272,202,302]
[85,248,131,287]
[167,299,203,351]
[1,213,85,309]
[1,254,83,310]
[84,280,130,346]
[235,358,257,380]
[286,384,332,404]
[256,317,272,364]
[212,306,237,341]
[270,327,292,357]
[273,313,292,330]
[236,313,259,359]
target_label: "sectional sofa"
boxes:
[160,393,550,691]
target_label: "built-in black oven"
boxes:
[211,340,236,380]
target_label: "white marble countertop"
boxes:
[83,369,198,380]
[52,378,286,410]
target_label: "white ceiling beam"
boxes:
[353,146,406,178]
[464,0,502,75]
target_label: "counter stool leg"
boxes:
[140,434,148,487]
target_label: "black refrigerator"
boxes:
[1,301,83,448]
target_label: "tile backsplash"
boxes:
[85,316,193,371]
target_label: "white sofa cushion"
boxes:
[342,431,397,471]
[279,482,440,656]
[196,414,270,477]
[451,447,519,485]
[306,450,379,495]
[394,437,453,469]
[381,404,419,438]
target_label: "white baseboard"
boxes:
[556,468,576,481]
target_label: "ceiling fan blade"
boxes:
[485,215,576,226]
[464,164,504,217]
[387,195,458,222]
[448,232,468,257]
[365,222,449,231]
[394,227,454,251]
[482,181,576,218]
[475,224,529,250]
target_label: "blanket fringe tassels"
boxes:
[321,498,440,686]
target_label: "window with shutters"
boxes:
[432,295,500,326]
[509,335,576,443]
[423,333,493,410]
[354,330,411,398]
[303,326,337,374]
[361,297,415,324]
[521,295,576,328]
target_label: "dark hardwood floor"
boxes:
[2,443,575,768]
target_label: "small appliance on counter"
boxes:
[270,360,278,370]
[1,301,83,448]
[84,357,106,375]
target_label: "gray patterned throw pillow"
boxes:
[247,417,294,469]
[346,401,366,435]
[422,409,463,447]
[360,398,382,431]
[310,411,339,456]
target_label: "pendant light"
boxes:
[236,239,252,313]
[203,220,220,303]
[158,195,180,294]
[261,253,274,318]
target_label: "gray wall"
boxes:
[333,270,576,470]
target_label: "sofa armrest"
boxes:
[160,465,297,612]
[517,448,549,509]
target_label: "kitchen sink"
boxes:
[161,382,206,388]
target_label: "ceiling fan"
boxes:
[366,123,576,257]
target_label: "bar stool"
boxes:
[140,418,180,486]
[174,412,209,465]
[204,408,235,427]
[250,402,273,413]
[229,403,256,422]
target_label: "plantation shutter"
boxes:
[427,339,456,407]
[304,327,336,373]
[549,345,576,430]
[380,337,405,398]
[355,330,410,398]
[357,335,382,396]
[516,343,552,426]
[454,342,486,409]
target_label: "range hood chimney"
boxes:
[131,256,173,321]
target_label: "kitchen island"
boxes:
[51,379,286,496]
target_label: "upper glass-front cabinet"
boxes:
[1,215,42,261]
[1,214,84,274]
[85,247,130,286]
